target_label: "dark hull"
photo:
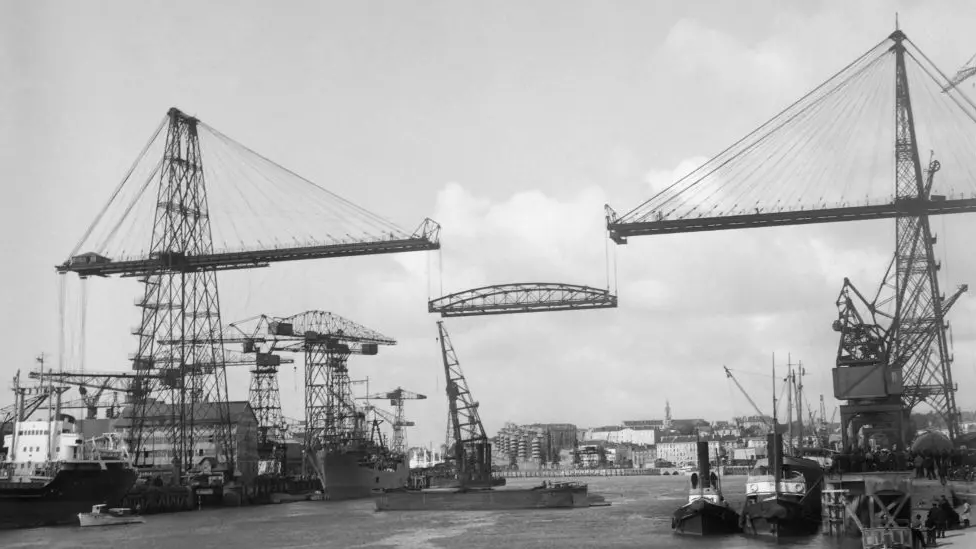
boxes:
[740,498,821,538]
[0,462,137,530]
[373,485,588,511]
[672,499,742,536]
[318,450,408,501]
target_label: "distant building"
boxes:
[586,425,656,446]
[656,435,736,466]
[632,447,658,469]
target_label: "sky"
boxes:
[4,0,976,450]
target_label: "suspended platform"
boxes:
[428,283,618,317]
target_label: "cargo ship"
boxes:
[739,433,824,538]
[672,441,741,535]
[306,439,408,500]
[373,480,588,511]
[1,416,137,529]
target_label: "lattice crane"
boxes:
[53,108,439,481]
[225,311,396,479]
[436,321,494,486]
[606,30,973,447]
[358,387,426,456]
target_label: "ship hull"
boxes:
[373,484,588,511]
[317,450,408,501]
[740,498,821,538]
[672,499,742,536]
[0,462,137,530]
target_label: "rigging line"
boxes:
[58,275,66,372]
[100,158,164,257]
[218,132,392,243]
[619,38,892,221]
[906,39,976,117]
[80,279,87,372]
[640,52,892,220]
[200,124,409,234]
[69,116,167,258]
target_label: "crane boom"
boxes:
[724,366,771,427]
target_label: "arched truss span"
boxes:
[428,283,617,317]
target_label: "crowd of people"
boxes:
[830,446,976,480]
[910,497,972,547]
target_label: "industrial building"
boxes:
[114,401,260,482]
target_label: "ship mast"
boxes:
[795,360,805,452]
[786,354,794,456]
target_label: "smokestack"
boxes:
[696,441,711,488]
[767,432,783,491]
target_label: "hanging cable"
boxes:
[80,278,88,372]
[58,275,66,372]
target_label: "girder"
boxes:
[57,229,440,278]
[429,283,617,317]
[606,198,976,242]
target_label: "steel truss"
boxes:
[429,283,617,317]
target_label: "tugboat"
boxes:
[77,504,145,527]
[672,440,741,535]
[739,433,823,538]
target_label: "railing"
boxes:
[861,527,912,549]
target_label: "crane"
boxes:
[54,108,439,481]
[437,321,495,487]
[358,387,426,456]
[943,53,976,92]
[723,366,771,430]
[225,311,396,480]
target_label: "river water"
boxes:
[0,476,891,548]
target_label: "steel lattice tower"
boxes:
[890,31,959,436]
[247,354,284,462]
[834,31,966,448]
[130,108,234,473]
[304,342,358,453]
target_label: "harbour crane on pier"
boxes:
[607,30,974,448]
[55,108,439,481]
[358,387,426,456]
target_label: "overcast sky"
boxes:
[4,0,976,449]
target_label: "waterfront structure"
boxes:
[114,401,260,482]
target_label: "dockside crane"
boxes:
[55,107,439,482]
[358,387,426,456]
[437,321,494,486]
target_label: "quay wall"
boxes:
[120,477,321,514]
[498,466,750,479]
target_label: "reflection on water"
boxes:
[0,476,907,548]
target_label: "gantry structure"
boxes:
[606,29,976,447]
[55,107,438,479]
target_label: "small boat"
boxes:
[77,504,145,527]
[672,441,741,535]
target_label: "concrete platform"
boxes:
[928,526,976,547]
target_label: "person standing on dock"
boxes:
[911,514,928,548]
[961,501,971,528]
